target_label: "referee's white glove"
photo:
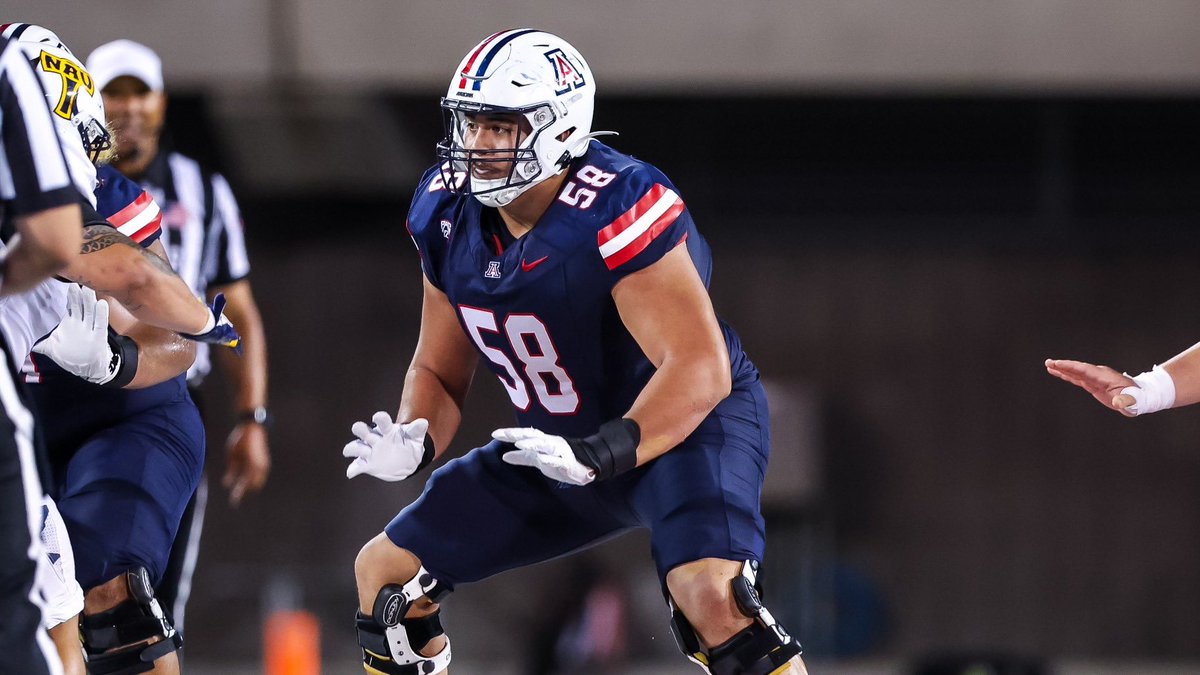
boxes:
[343,412,434,481]
[32,284,121,385]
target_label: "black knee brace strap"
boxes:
[358,567,453,675]
[668,561,801,675]
[80,569,182,675]
[358,611,445,655]
[706,622,801,675]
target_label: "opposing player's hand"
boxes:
[224,423,270,506]
[180,292,242,353]
[494,427,596,486]
[32,284,118,385]
[1045,358,1138,416]
[343,412,433,481]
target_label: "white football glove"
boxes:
[32,284,118,385]
[494,427,596,486]
[343,412,432,481]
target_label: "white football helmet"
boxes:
[2,23,112,166]
[437,29,610,207]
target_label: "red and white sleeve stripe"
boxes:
[106,191,162,243]
[597,183,685,271]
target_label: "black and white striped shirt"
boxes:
[0,35,81,222]
[138,147,251,382]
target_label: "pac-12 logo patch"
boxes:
[484,261,502,279]
[440,219,452,239]
[544,48,586,96]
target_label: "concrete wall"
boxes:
[8,1,1200,91]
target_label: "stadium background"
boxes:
[7,2,1200,673]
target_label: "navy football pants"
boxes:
[386,381,770,590]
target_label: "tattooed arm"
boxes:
[59,224,212,334]
[101,238,198,387]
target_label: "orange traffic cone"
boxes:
[264,610,321,675]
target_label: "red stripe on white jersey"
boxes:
[597,184,684,270]
[108,191,163,243]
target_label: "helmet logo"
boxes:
[544,49,586,96]
[37,51,95,121]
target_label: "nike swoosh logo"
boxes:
[521,256,549,272]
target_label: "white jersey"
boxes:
[0,277,67,370]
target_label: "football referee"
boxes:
[0,33,88,675]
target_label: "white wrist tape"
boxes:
[1121,365,1176,416]
[198,310,216,335]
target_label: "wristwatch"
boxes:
[238,406,273,428]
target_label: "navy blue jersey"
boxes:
[408,141,757,437]
[28,166,187,461]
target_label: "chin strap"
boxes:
[558,130,619,167]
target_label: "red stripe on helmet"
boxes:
[458,29,510,90]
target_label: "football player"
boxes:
[28,164,204,675]
[2,23,240,675]
[345,29,806,675]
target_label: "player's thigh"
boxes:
[55,402,204,590]
[384,439,629,587]
[630,383,769,584]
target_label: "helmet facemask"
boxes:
[436,98,567,208]
[77,116,114,165]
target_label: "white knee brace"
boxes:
[357,566,452,674]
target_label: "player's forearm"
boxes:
[3,205,81,296]
[121,325,197,389]
[399,365,470,458]
[62,229,210,333]
[626,351,731,463]
[1161,342,1200,408]
[106,256,210,333]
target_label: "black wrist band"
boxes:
[103,329,139,389]
[567,418,640,481]
[415,434,437,475]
